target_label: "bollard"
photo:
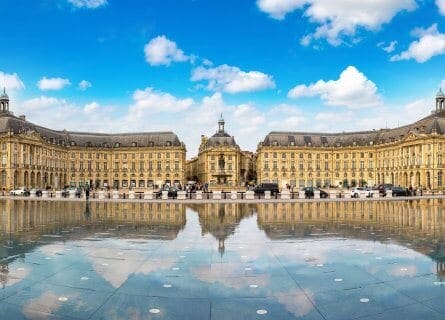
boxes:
[99,191,105,199]
[314,190,320,199]
[281,189,291,200]
[386,189,393,198]
[212,191,222,200]
[112,190,119,199]
[298,191,305,199]
[144,190,153,200]
[161,190,168,200]
[230,191,237,200]
[42,191,48,198]
[245,190,254,200]
[55,191,62,199]
[264,190,271,200]
[196,190,203,200]
[129,190,135,199]
[177,191,187,200]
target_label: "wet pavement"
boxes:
[0,199,444,319]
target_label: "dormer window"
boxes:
[336,142,341,147]
[353,141,357,146]
[70,141,76,146]
[272,141,278,146]
[369,141,373,146]
[165,141,172,146]
[290,141,295,146]
[149,141,154,147]
[103,142,108,148]
[132,142,137,147]
[114,142,120,148]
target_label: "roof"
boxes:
[261,110,445,148]
[0,113,183,148]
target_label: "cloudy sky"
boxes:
[2,0,445,156]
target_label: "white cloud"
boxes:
[288,66,382,108]
[257,0,306,20]
[144,35,189,66]
[257,0,417,45]
[391,24,445,63]
[128,87,194,116]
[78,80,92,91]
[67,0,107,9]
[191,64,275,94]
[37,77,71,90]
[378,40,398,53]
[0,71,25,91]
[437,0,445,15]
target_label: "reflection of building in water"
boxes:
[188,203,255,257]
[0,200,186,241]
[256,199,445,279]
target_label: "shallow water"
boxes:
[0,199,444,319]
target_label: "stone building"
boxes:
[256,92,445,190]
[186,115,254,189]
[0,92,186,191]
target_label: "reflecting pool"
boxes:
[0,199,444,319]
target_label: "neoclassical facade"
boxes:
[186,116,255,188]
[0,92,186,190]
[256,92,445,190]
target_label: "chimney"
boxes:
[19,115,26,121]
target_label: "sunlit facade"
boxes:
[0,92,186,190]
[256,92,445,190]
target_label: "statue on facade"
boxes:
[218,154,225,170]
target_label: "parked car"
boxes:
[350,187,372,198]
[30,188,43,196]
[10,187,29,196]
[253,183,279,195]
[391,187,410,197]
[303,187,328,198]
[61,189,70,197]
[155,187,178,198]
[378,184,394,197]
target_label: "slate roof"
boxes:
[261,110,445,148]
[0,113,183,147]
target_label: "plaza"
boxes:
[0,198,444,319]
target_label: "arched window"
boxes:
[114,142,120,148]
[1,170,6,187]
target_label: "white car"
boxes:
[10,187,29,196]
[350,187,372,198]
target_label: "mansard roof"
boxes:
[0,113,183,147]
[261,110,445,148]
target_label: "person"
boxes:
[85,183,90,200]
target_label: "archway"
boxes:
[37,172,42,188]
[416,171,420,187]
[1,170,6,188]
[30,171,35,187]
[13,171,18,188]
[427,171,431,189]
[24,171,29,188]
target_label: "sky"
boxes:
[1,0,445,157]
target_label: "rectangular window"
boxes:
[175,161,179,170]
[104,162,108,170]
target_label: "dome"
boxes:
[0,88,8,100]
[436,88,445,98]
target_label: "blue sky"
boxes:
[1,0,445,156]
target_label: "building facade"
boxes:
[186,116,254,188]
[0,92,186,191]
[256,92,445,190]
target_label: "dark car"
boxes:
[61,189,70,197]
[391,187,409,197]
[378,184,394,197]
[253,183,279,195]
[155,187,178,199]
[303,187,328,199]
